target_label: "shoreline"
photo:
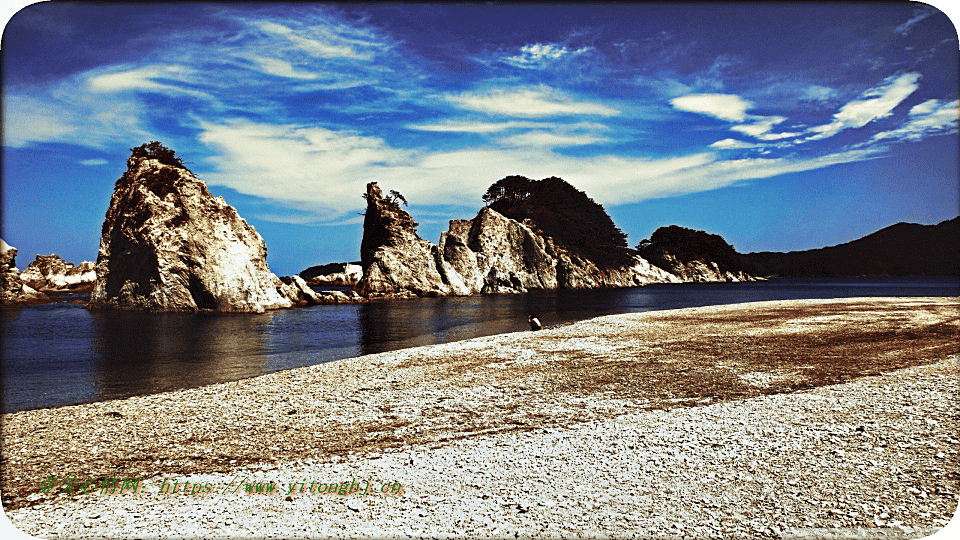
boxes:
[2,297,959,538]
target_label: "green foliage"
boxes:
[386,189,409,207]
[482,175,632,268]
[637,225,746,273]
[130,141,186,169]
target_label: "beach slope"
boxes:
[3,297,958,538]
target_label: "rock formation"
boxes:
[87,142,301,313]
[300,262,363,287]
[355,182,679,299]
[20,255,96,293]
[637,225,757,282]
[0,240,50,305]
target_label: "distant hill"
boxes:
[741,217,960,277]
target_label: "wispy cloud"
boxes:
[79,158,109,166]
[869,99,959,143]
[85,65,210,100]
[709,139,762,150]
[406,120,551,133]
[251,20,379,61]
[670,93,752,122]
[194,114,899,223]
[805,73,920,141]
[240,56,322,80]
[894,6,937,37]
[501,43,592,69]
[731,116,800,141]
[498,131,610,148]
[445,86,620,118]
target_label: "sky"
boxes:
[2,2,958,276]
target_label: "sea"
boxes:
[2,277,957,414]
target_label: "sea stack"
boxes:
[354,179,681,298]
[356,182,458,297]
[87,142,296,312]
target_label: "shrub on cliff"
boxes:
[129,141,186,169]
[482,176,632,268]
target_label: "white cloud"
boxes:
[3,95,78,147]
[501,43,592,69]
[670,93,753,122]
[4,82,155,149]
[79,158,109,166]
[869,99,959,143]
[805,73,921,141]
[85,65,213,101]
[195,117,896,223]
[445,86,620,118]
[406,120,550,133]
[253,20,375,61]
[709,139,761,150]
[801,85,838,102]
[241,56,320,80]
[498,131,610,148]
[730,116,800,141]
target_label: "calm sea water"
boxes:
[2,277,957,413]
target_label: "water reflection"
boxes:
[2,277,957,413]
[89,310,275,397]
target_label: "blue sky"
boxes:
[2,3,958,276]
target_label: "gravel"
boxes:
[3,297,958,539]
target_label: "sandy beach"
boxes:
[2,297,958,538]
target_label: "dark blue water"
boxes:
[2,277,957,413]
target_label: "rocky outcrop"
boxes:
[355,183,679,299]
[356,183,452,298]
[0,240,50,306]
[20,255,96,292]
[87,143,301,313]
[300,262,362,287]
[637,226,758,283]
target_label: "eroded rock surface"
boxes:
[355,182,679,298]
[0,240,50,305]
[87,146,298,312]
[20,254,96,292]
[301,262,362,287]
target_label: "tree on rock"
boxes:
[129,141,186,169]
[481,176,631,268]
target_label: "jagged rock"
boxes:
[20,255,96,292]
[0,240,50,306]
[356,182,455,297]
[301,262,362,287]
[355,182,680,298]
[279,276,323,306]
[87,145,298,313]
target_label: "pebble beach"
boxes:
[3,297,959,539]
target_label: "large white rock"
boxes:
[87,149,297,312]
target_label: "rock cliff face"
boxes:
[87,144,300,313]
[20,255,96,292]
[355,183,679,298]
[637,226,758,283]
[0,240,50,305]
